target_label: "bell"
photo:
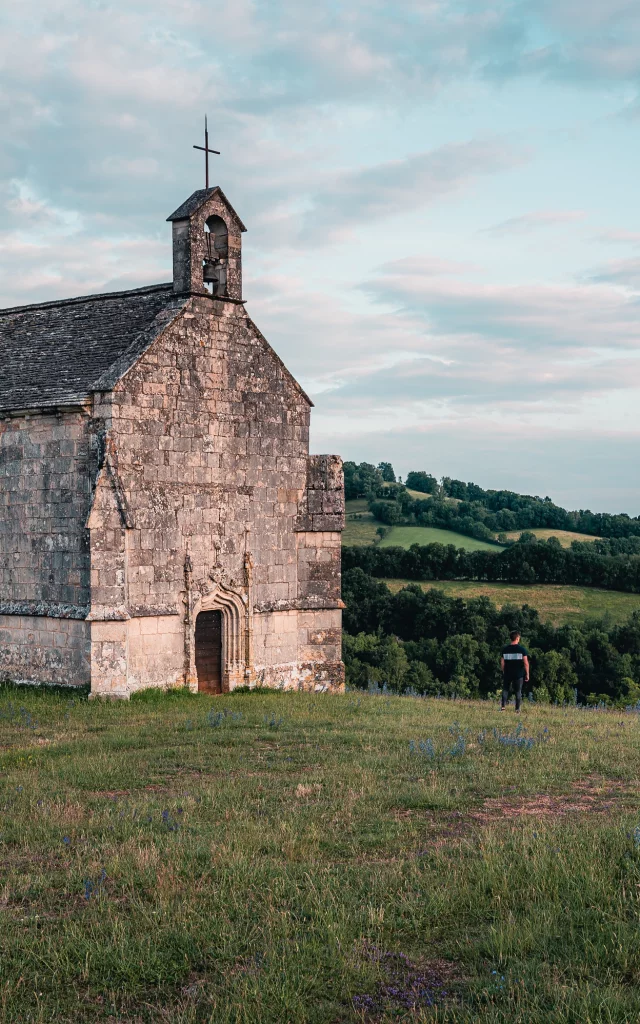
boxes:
[203,259,219,285]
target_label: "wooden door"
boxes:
[195,611,223,693]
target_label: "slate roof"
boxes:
[0,283,185,413]
[167,187,247,231]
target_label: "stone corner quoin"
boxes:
[0,185,345,698]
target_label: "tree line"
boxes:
[342,568,640,707]
[343,536,640,593]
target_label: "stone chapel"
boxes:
[0,186,345,697]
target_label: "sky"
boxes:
[2,0,640,514]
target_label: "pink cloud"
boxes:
[480,209,587,237]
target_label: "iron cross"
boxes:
[193,116,220,189]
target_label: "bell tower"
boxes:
[166,187,247,300]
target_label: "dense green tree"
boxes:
[343,536,640,594]
[531,649,578,704]
[377,462,396,482]
[405,471,438,494]
[343,461,385,500]
[442,477,469,500]
[369,500,403,525]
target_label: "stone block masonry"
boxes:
[0,614,90,687]
[0,412,93,611]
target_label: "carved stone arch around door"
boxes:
[189,580,249,691]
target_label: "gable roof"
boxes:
[0,284,185,413]
[166,186,247,231]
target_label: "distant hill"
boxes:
[344,461,640,545]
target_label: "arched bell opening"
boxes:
[203,215,228,296]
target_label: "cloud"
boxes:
[486,0,640,83]
[298,138,528,242]
[594,229,640,246]
[480,209,586,237]
[587,257,640,288]
[378,256,483,278]
[361,258,640,350]
[248,257,640,447]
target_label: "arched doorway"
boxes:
[195,610,223,693]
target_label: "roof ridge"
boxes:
[167,187,247,231]
[0,282,174,317]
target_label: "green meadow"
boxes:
[342,517,503,552]
[378,527,503,553]
[2,685,640,1022]
[383,579,640,627]
[343,513,380,546]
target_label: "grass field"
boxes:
[345,499,371,515]
[2,685,640,1022]
[383,579,640,626]
[343,514,380,546]
[342,522,504,551]
[378,526,503,553]
[502,528,598,547]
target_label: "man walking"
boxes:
[500,630,530,711]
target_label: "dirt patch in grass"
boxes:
[351,943,461,1019]
[473,775,635,824]
[403,777,638,853]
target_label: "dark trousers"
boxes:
[502,676,524,710]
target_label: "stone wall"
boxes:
[91,294,344,694]
[95,297,312,620]
[297,607,344,689]
[0,613,90,686]
[252,607,343,691]
[0,411,93,612]
[89,614,184,698]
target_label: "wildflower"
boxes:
[161,809,180,832]
[206,710,224,728]
[264,713,284,730]
[449,736,466,757]
[409,739,435,759]
[83,868,107,901]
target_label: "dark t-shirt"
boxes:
[501,643,529,681]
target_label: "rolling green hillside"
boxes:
[342,517,503,551]
[342,512,379,546]
[383,579,640,627]
[344,503,504,550]
[378,526,503,552]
